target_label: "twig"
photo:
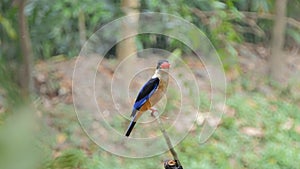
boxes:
[152,111,183,169]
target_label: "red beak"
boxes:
[160,62,170,69]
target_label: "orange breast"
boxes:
[139,100,152,112]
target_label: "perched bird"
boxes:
[125,60,170,137]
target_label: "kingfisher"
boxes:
[125,60,170,137]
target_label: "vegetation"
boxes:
[0,0,300,169]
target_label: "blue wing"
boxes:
[133,77,160,111]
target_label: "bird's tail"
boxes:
[125,119,136,137]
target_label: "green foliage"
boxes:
[26,0,120,58]
[139,0,244,68]
[180,92,300,169]
[46,149,89,169]
[0,13,17,40]
[0,0,19,60]
[287,28,300,45]
[0,110,41,169]
[207,1,243,69]
[1,0,298,62]
[0,58,23,107]
[26,90,299,169]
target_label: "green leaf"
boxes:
[0,14,17,39]
[287,28,300,45]
[212,1,227,9]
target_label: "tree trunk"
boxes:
[18,0,34,98]
[78,8,86,47]
[268,0,288,84]
[116,0,139,59]
[116,0,139,96]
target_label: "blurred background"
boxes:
[1,0,300,168]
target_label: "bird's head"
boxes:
[156,60,170,70]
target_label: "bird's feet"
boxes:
[150,107,158,117]
[150,108,169,119]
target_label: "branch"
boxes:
[242,11,300,29]
[152,111,183,169]
[191,8,300,30]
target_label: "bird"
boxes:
[125,60,170,137]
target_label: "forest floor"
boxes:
[2,44,300,169]
[34,43,300,123]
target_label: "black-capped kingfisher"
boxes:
[125,60,170,137]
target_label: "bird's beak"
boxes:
[160,62,170,69]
